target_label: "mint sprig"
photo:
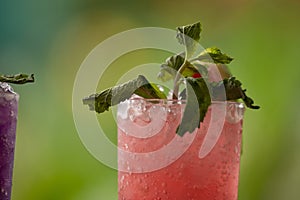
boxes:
[0,74,34,84]
[83,75,166,113]
[83,21,259,136]
[162,22,234,99]
[178,76,259,135]
[177,77,211,136]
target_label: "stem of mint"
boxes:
[172,22,202,99]
[172,61,188,99]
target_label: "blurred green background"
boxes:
[1,0,300,199]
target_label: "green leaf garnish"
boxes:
[176,22,202,57]
[212,77,260,109]
[195,47,233,64]
[83,21,260,137]
[83,75,166,113]
[180,77,260,109]
[135,82,167,99]
[0,74,34,84]
[177,77,211,136]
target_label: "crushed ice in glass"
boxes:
[226,103,244,124]
[0,82,15,94]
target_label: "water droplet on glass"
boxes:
[124,143,129,150]
[144,185,149,191]
[193,185,199,190]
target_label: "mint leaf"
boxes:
[134,82,167,99]
[0,74,34,84]
[158,53,185,82]
[177,76,259,136]
[176,22,202,57]
[158,53,199,81]
[212,77,260,109]
[196,47,233,64]
[176,77,211,136]
[83,75,166,113]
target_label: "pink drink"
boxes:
[0,83,19,200]
[118,99,244,200]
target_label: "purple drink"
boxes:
[0,82,19,200]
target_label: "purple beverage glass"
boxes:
[0,83,19,200]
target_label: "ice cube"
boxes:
[0,82,18,101]
[118,101,130,119]
[226,103,244,124]
[127,99,149,124]
[118,101,168,138]
[0,82,15,94]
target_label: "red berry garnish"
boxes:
[192,72,202,78]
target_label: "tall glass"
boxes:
[0,83,19,200]
[118,99,244,200]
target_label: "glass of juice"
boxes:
[0,83,19,200]
[118,98,244,200]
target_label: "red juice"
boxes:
[118,99,244,200]
[0,83,19,200]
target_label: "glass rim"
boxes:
[125,98,245,108]
[0,92,19,99]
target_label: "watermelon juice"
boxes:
[118,99,244,200]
